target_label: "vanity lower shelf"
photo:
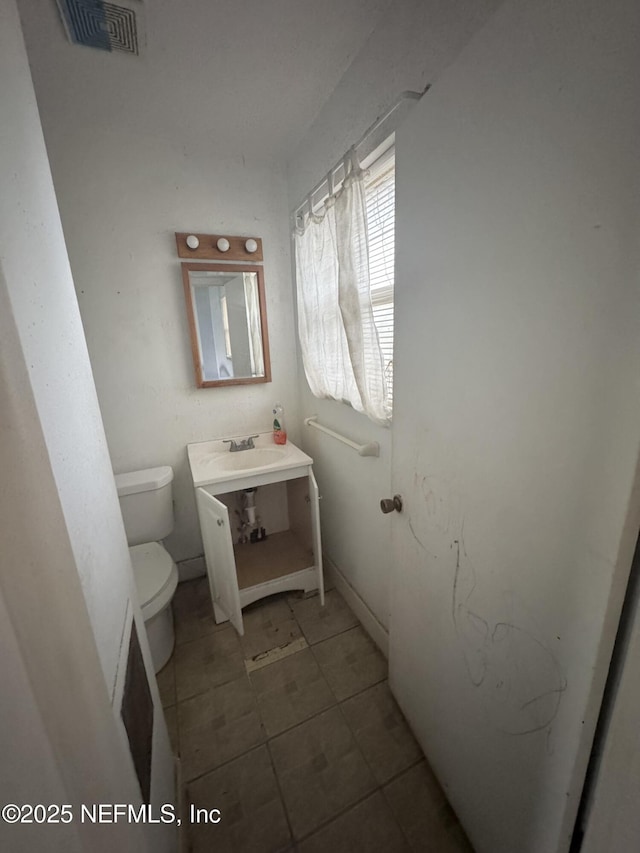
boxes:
[235,530,313,590]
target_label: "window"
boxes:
[294,144,395,426]
[364,148,395,408]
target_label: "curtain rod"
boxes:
[352,86,428,154]
[294,86,429,220]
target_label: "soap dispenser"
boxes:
[273,402,287,445]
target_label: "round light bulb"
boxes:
[245,238,258,254]
[217,237,230,252]
[186,234,199,249]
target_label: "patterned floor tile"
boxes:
[240,595,302,660]
[163,705,179,757]
[166,580,468,853]
[383,762,473,853]
[173,577,224,646]
[187,745,291,853]
[341,681,422,784]
[269,706,376,839]
[298,791,410,853]
[290,588,358,645]
[250,648,335,737]
[174,627,244,702]
[156,658,176,709]
[179,677,264,780]
[312,626,387,701]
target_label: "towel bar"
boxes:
[304,416,379,457]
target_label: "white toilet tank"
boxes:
[115,466,174,546]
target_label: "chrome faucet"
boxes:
[223,435,259,452]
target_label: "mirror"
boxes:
[181,263,271,387]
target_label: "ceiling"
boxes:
[18,0,394,164]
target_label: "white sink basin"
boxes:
[208,447,287,472]
[187,434,313,490]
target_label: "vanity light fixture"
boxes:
[175,232,263,261]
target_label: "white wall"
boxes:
[20,26,300,569]
[3,15,130,698]
[287,0,502,633]
[388,0,640,849]
[53,129,298,566]
[0,2,174,847]
[287,0,503,206]
[0,570,84,853]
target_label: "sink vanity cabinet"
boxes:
[187,435,323,635]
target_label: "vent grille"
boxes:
[57,0,141,55]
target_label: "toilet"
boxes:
[115,466,179,673]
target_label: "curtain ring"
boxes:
[348,147,361,176]
[343,151,352,178]
[342,147,361,187]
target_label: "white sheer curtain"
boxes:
[294,150,391,426]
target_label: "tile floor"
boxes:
[158,577,473,853]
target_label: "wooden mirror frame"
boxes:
[181,262,271,388]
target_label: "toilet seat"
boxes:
[129,542,178,621]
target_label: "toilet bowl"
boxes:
[129,542,178,672]
[115,466,179,673]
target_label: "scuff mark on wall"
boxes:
[406,464,460,557]
[404,444,566,739]
[452,528,567,736]
[408,517,427,551]
[407,515,438,559]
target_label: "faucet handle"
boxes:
[223,435,258,452]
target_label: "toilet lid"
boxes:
[129,543,176,614]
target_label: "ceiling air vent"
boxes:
[56,0,143,55]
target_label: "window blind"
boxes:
[365,154,395,406]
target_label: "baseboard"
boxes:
[323,556,389,658]
[176,555,206,583]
